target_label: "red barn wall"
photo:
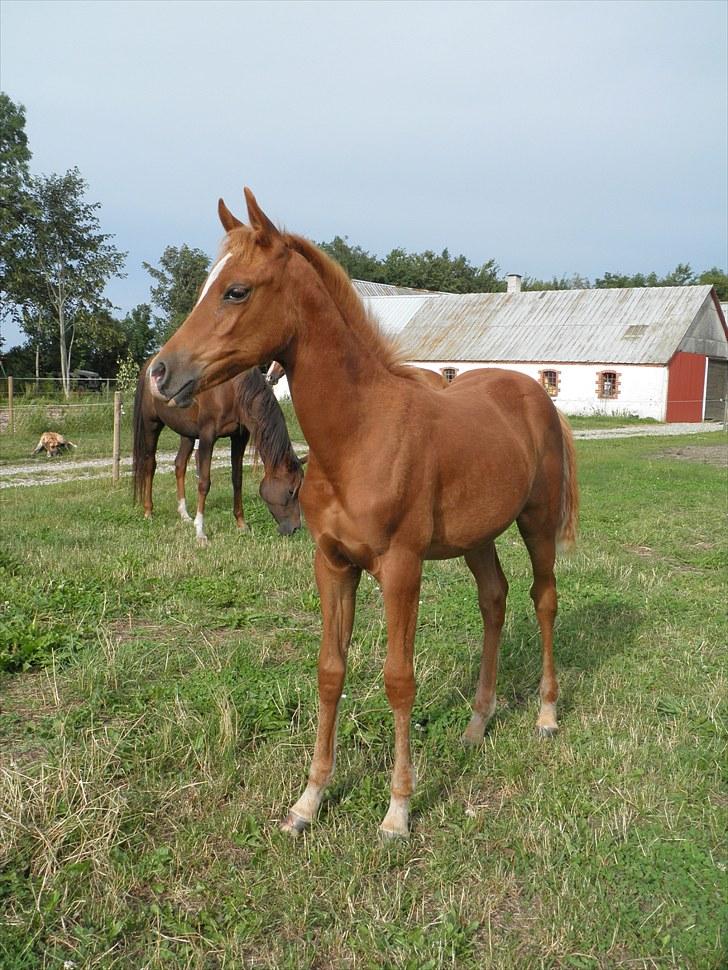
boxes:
[666,352,706,422]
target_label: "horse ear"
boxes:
[218,198,243,232]
[244,187,280,246]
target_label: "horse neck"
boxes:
[281,268,398,464]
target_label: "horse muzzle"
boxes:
[278,520,301,537]
[148,354,200,408]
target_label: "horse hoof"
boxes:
[196,536,210,547]
[461,726,485,747]
[379,826,409,842]
[537,725,558,738]
[236,523,250,533]
[280,812,309,836]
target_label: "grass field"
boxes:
[0,396,306,465]
[0,432,726,968]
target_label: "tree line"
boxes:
[2,92,726,394]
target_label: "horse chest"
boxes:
[301,479,386,571]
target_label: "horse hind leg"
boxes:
[230,429,250,531]
[517,511,559,737]
[462,543,508,745]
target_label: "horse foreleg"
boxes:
[175,437,195,521]
[194,436,214,545]
[282,547,361,834]
[461,543,508,745]
[378,550,422,838]
[230,429,250,531]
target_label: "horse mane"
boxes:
[282,233,420,380]
[222,226,420,380]
[234,367,299,470]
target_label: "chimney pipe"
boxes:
[506,274,522,294]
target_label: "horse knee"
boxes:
[383,661,415,709]
[318,658,346,704]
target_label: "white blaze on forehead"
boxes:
[196,252,232,306]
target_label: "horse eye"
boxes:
[224,285,251,303]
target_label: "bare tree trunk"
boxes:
[59,304,70,398]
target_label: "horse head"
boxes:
[259,453,307,536]
[149,190,293,408]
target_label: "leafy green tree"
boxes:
[318,236,385,282]
[120,302,156,362]
[382,247,501,293]
[0,92,33,313]
[73,308,128,375]
[10,168,126,395]
[698,267,728,301]
[522,273,591,291]
[143,245,210,343]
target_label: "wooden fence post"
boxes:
[112,391,122,484]
[8,376,14,434]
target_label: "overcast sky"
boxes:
[2,0,726,349]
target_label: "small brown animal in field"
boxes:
[32,432,77,457]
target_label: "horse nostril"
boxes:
[150,360,166,383]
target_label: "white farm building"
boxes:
[272,279,728,422]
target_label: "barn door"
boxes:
[704,358,727,421]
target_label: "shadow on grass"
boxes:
[310,594,642,828]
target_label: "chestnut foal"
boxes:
[149,190,579,838]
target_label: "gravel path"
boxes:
[0,426,723,489]
[572,421,725,439]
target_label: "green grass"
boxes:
[564,412,659,429]
[0,396,304,464]
[0,433,726,968]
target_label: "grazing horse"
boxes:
[149,190,579,838]
[133,362,305,543]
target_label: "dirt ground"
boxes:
[655,443,727,467]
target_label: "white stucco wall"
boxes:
[270,361,671,420]
[409,361,670,420]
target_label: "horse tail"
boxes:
[132,361,149,504]
[556,410,579,554]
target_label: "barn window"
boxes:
[539,369,560,398]
[441,367,459,383]
[597,370,620,399]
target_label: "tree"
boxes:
[698,267,728,302]
[318,236,385,282]
[10,168,126,395]
[120,303,156,362]
[522,273,591,291]
[318,234,503,293]
[594,264,699,289]
[72,308,128,375]
[143,245,210,344]
[381,246,502,292]
[0,93,34,346]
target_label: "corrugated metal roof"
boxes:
[352,279,436,297]
[361,294,434,336]
[378,285,725,365]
